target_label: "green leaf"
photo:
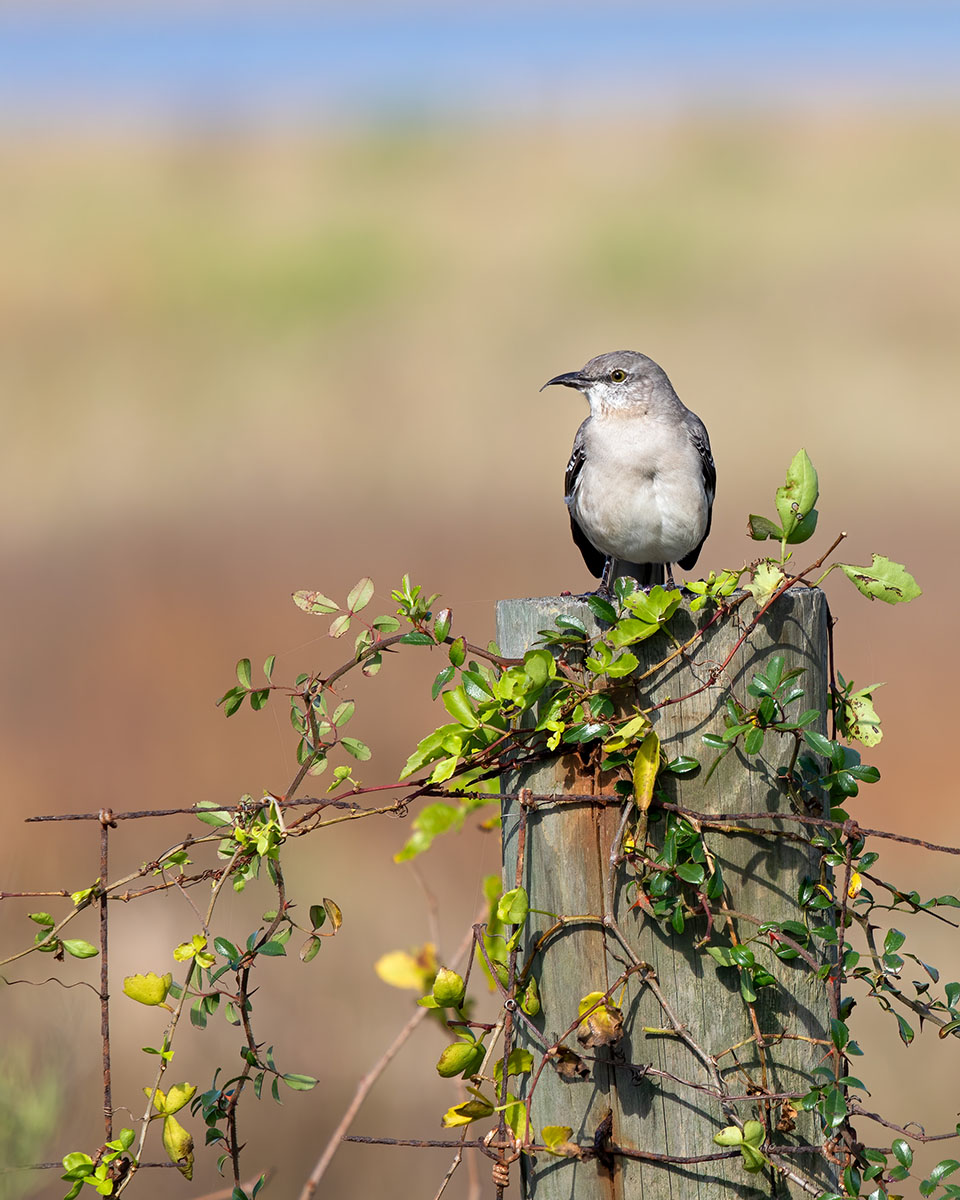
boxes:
[448,636,466,667]
[28,912,54,925]
[300,936,321,963]
[293,590,340,614]
[432,966,466,1008]
[372,614,401,633]
[195,801,232,827]
[522,647,556,690]
[494,1048,533,1083]
[497,887,529,927]
[211,936,237,964]
[257,941,287,957]
[116,1128,135,1151]
[775,448,819,542]
[62,1152,95,1174]
[393,802,463,861]
[676,863,705,886]
[400,631,434,645]
[895,1013,914,1045]
[62,939,98,959]
[329,613,352,638]
[347,577,375,613]
[713,1125,744,1147]
[822,1084,847,1128]
[555,614,587,635]
[220,689,245,717]
[729,945,755,969]
[341,737,371,761]
[742,1121,764,1147]
[433,608,452,642]
[838,555,921,604]
[928,1160,960,1188]
[236,658,252,689]
[747,514,783,541]
[432,665,455,700]
[605,652,639,678]
[803,729,834,758]
[892,1138,913,1169]
[281,1073,319,1091]
[332,701,355,726]
[415,804,461,838]
[663,755,699,775]
[740,1143,767,1173]
[442,685,479,729]
[436,1041,484,1078]
[263,655,275,681]
[587,595,617,623]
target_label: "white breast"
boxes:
[569,415,708,564]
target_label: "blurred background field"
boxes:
[2,6,960,1198]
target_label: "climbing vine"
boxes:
[6,450,960,1200]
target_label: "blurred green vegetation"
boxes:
[2,113,959,1199]
[0,1046,61,1200]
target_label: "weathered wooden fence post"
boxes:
[498,588,835,1199]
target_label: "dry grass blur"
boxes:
[2,113,960,1198]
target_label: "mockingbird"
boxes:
[543,350,715,592]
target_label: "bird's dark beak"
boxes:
[540,371,587,393]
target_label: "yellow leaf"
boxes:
[541,1125,578,1156]
[143,1086,166,1113]
[161,1113,194,1180]
[441,1098,494,1128]
[374,945,436,991]
[744,561,786,605]
[632,730,661,812]
[122,972,172,1007]
[577,991,606,1019]
[847,872,863,900]
[163,1082,196,1116]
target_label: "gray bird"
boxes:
[542,350,715,592]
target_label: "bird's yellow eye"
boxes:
[610,368,626,383]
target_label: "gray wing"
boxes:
[564,419,607,579]
[677,411,716,571]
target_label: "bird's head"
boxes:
[541,350,671,416]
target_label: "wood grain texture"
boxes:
[498,589,835,1200]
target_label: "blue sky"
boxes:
[1,6,959,128]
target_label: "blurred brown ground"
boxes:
[2,114,960,1198]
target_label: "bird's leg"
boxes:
[665,564,677,590]
[597,557,614,597]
